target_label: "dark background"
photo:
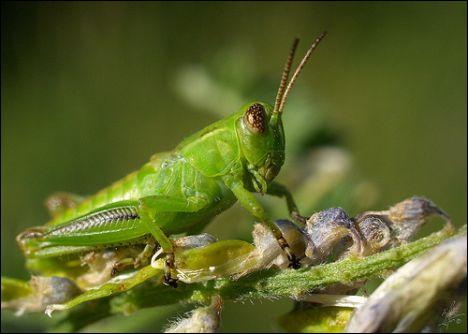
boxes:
[2,2,466,332]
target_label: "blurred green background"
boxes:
[2,1,466,332]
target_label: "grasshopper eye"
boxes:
[244,103,266,134]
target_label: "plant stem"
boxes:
[110,225,461,313]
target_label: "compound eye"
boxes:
[244,103,266,134]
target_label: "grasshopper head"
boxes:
[236,101,285,185]
[237,32,327,192]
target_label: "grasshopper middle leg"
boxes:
[138,195,210,287]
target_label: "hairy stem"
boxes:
[110,225,461,313]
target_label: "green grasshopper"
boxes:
[17,32,327,287]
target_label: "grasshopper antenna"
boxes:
[278,31,327,113]
[273,38,300,114]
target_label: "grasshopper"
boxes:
[17,32,327,287]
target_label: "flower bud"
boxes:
[388,196,452,243]
[355,216,392,255]
[1,276,80,315]
[304,208,362,263]
[164,296,222,333]
[346,235,467,333]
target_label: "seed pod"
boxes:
[233,220,308,278]
[355,216,392,255]
[175,239,254,283]
[172,233,218,250]
[304,208,363,263]
[353,196,452,245]
[234,222,292,277]
[275,219,307,262]
[388,196,452,243]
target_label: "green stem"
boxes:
[110,225,461,313]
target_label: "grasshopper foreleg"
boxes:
[225,178,301,268]
[266,181,307,225]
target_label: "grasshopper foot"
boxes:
[163,253,178,288]
[273,220,306,269]
[163,274,178,288]
[277,236,302,269]
[288,253,301,269]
